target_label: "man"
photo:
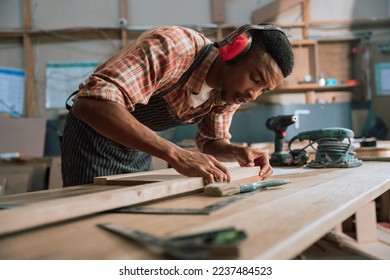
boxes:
[61,23,294,187]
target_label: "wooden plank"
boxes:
[329,231,390,259]
[301,0,310,38]
[48,157,63,189]
[197,164,390,259]
[379,190,390,222]
[95,174,186,185]
[355,201,378,243]
[23,0,35,117]
[0,173,31,195]
[1,162,389,260]
[211,0,226,24]
[0,178,6,196]
[378,224,390,245]
[0,184,121,204]
[282,41,318,87]
[305,90,316,104]
[0,118,46,157]
[94,163,259,185]
[251,0,306,23]
[0,165,260,236]
[93,167,182,184]
[0,178,204,236]
[318,41,355,83]
[120,0,128,48]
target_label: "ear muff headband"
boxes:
[216,24,287,64]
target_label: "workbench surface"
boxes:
[0,162,389,260]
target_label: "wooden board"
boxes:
[283,40,318,87]
[1,162,389,260]
[251,0,306,23]
[0,118,46,157]
[0,164,260,236]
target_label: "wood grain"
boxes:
[0,165,260,236]
[0,162,389,260]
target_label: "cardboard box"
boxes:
[0,118,46,157]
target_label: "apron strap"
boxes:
[65,90,79,111]
[158,44,213,97]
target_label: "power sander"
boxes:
[288,127,363,168]
[266,115,363,168]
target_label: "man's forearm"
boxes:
[72,98,183,163]
[202,139,242,162]
[72,98,233,182]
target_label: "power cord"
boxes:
[288,129,363,168]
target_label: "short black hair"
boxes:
[249,24,294,78]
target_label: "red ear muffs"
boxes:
[218,32,252,63]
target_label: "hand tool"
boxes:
[0,204,21,210]
[288,127,363,168]
[98,222,246,259]
[266,115,363,168]
[110,190,260,215]
[266,115,298,166]
[204,179,291,197]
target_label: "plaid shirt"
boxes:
[76,26,240,151]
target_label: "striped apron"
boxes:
[61,44,213,187]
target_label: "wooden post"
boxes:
[355,201,378,243]
[333,223,343,234]
[211,0,226,41]
[305,90,315,104]
[301,0,310,39]
[120,0,129,48]
[379,190,390,222]
[215,27,224,41]
[251,0,305,24]
[23,0,36,117]
[211,0,226,24]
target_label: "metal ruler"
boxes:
[109,189,261,215]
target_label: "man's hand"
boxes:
[235,147,273,180]
[168,149,231,184]
[73,98,232,184]
[202,140,273,181]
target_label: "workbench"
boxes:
[0,161,389,260]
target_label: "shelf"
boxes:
[1,2,380,116]
[264,84,363,104]
[275,84,361,93]
[0,24,223,40]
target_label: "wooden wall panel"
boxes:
[282,40,318,86]
[318,41,357,83]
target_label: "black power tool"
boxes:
[266,114,362,168]
[288,127,363,168]
[266,115,301,166]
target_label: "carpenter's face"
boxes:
[219,48,284,105]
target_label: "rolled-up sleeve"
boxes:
[195,103,239,151]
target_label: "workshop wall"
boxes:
[1,0,390,149]
[171,103,353,145]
